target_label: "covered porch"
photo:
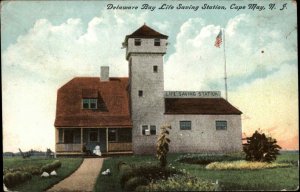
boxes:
[55,127,132,156]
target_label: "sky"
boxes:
[1,0,298,152]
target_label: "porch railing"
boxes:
[108,142,132,152]
[56,144,82,152]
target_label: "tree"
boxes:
[156,124,171,167]
[243,130,281,162]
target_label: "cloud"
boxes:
[165,13,297,92]
[230,64,298,149]
[2,10,148,152]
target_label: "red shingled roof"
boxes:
[125,24,168,42]
[55,77,132,128]
[165,98,242,115]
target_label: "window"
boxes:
[216,121,227,130]
[89,130,98,142]
[83,99,89,109]
[135,39,141,46]
[138,90,143,97]
[73,129,81,144]
[82,98,97,109]
[180,121,192,130]
[142,125,148,135]
[154,39,160,46]
[118,128,132,142]
[108,129,117,142]
[150,125,156,135]
[142,125,156,136]
[90,99,97,109]
[58,129,63,143]
[153,65,158,73]
[64,129,74,143]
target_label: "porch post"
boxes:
[106,128,108,153]
[62,128,64,143]
[81,128,83,152]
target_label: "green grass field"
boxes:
[3,157,83,191]
[94,151,299,191]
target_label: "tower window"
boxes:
[138,90,143,97]
[135,39,141,46]
[153,65,158,73]
[154,39,160,46]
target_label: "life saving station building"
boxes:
[54,24,242,156]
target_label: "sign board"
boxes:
[164,91,221,98]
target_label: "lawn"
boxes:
[3,157,83,191]
[94,151,299,191]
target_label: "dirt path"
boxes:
[47,158,103,192]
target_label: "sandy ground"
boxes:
[47,158,103,192]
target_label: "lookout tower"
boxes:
[123,24,168,153]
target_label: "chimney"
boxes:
[101,66,109,81]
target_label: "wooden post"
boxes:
[62,128,64,143]
[81,128,83,152]
[106,128,108,153]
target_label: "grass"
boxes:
[94,151,299,191]
[3,157,83,191]
[206,160,290,170]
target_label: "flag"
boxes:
[214,30,222,48]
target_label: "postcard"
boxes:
[2,0,298,191]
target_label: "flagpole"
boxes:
[223,28,228,101]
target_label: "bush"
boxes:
[119,164,135,189]
[4,166,42,176]
[243,130,281,162]
[120,169,136,189]
[133,165,180,181]
[119,164,181,189]
[206,160,290,170]
[145,175,217,191]
[117,161,127,171]
[176,153,244,165]
[157,125,172,168]
[41,160,62,174]
[135,185,149,192]
[3,171,32,188]
[124,176,148,191]
[28,167,42,175]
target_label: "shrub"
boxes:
[119,163,136,189]
[206,160,290,170]
[133,165,180,181]
[41,160,62,174]
[117,161,127,171]
[135,185,149,192]
[29,167,42,175]
[3,171,32,188]
[120,170,136,189]
[119,164,181,189]
[157,124,171,168]
[146,175,217,191]
[243,130,281,162]
[176,153,244,165]
[124,176,149,191]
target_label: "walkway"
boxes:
[47,158,103,192]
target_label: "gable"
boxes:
[55,77,132,127]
